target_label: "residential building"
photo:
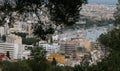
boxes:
[80,4,116,21]
[0,34,24,60]
[47,53,65,63]
[84,40,91,50]
[0,43,22,60]
[60,43,77,56]
[21,45,33,59]
[39,41,60,54]
[6,34,22,44]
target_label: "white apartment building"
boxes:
[0,34,23,60]
[2,34,35,60]
[0,43,22,60]
[52,34,59,41]
[39,42,60,54]
[21,45,33,59]
[0,44,34,60]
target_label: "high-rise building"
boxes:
[0,43,22,59]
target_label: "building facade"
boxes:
[0,43,22,60]
[39,43,60,54]
[47,53,65,63]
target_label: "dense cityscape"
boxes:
[0,0,120,71]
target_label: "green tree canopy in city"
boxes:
[51,58,57,66]
[0,0,87,40]
[48,0,87,26]
[98,28,120,51]
[115,0,120,26]
[31,46,47,62]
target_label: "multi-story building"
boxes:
[39,42,60,54]
[9,22,22,33]
[2,44,34,60]
[21,45,33,59]
[47,53,65,63]
[60,43,77,56]
[6,34,22,44]
[0,43,22,60]
[0,34,23,60]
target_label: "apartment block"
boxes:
[0,43,22,60]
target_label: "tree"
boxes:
[18,60,32,71]
[74,65,84,71]
[74,28,120,70]
[14,0,87,40]
[0,0,13,13]
[29,46,50,71]
[34,0,87,40]
[0,0,87,40]
[33,24,55,40]
[98,28,120,51]
[31,46,46,62]
[51,58,57,66]
[0,61,31,71]
[48,0,87,26]
[115,0,120,26]
[0,0,15,26]
[22,38,39,45]
[12,32,28,38]
[14,0,43,11]
[94,28,120,71]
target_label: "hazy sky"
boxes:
[88,0,118,5]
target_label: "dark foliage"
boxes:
[48,0,87,26]
[33,24,55,40]
[1,35,6,42]
[114,0,120,26]
[0,0,87,40]
[12,32,28,38]
[14,0,43,13]
[31,46,47,62]
[98,28,120,51]
[51,58,57,66]
[22,38,39,45]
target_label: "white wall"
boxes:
[40,43,60,54]
[13,44,19,59]
[0,27,5,36]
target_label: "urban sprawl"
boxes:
[0,4,116,67]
